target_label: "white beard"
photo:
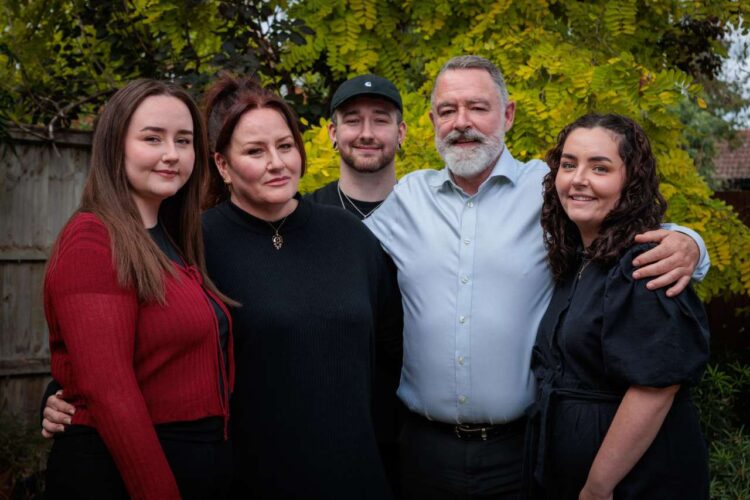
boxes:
[436,128,504,178]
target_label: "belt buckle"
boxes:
[454,424,489,441]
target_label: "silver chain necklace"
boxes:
[337,183,384,219]
[266,216,289,250]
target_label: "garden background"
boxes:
[1,1,749,498]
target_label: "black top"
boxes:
[307,180,403,447]
[202,197,402,499]
[306,180,384,220]
[525,244,710,499]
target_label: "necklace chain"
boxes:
[266,216,288,250]
[337,183,384,219]
[577,259,591,280]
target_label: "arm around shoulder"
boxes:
[602,247,710,388]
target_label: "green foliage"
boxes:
[0,411,49,499]
[694,361,750,499]
[2,1,750,299]
[292,0,750,301]
[710,429,750,499]
[695,362,750,440]
[0,0,316,134]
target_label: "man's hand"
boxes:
[41,390,75,438]
[631,229,700,297]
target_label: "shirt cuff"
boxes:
[661,222,710,281]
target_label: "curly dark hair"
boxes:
[541,113,667,281]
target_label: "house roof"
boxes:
[715,129,750,180]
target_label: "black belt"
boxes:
[411,412,526,441]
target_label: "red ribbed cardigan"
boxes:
[44,213,234,500]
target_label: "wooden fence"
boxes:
[1,128,749,427]
[708,191,750,351]
[1,128,92,425]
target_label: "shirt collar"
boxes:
[430,147,521,192]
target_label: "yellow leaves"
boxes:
[282,0,750,299]
[299,118,339,194]
[604,0,637,37]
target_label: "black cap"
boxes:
[330,74,403,116]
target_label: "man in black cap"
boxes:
[307,74,406,220]
[307,75,406,497]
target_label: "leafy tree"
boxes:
[290,0,750,301]
[0,0,315,136]
[1,0,749,300]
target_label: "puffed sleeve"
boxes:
[601,245,709,388]
[46,214,181,500]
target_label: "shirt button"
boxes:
[459,315,466,324]
[461,276,469,284]
[458,395,467,404]
[463,239,471,245]
[458,356,465,365]
[467,201,474,208]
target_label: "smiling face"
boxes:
[329,96,405,174]
[214,107,302,220]
[430,68,515,180]
[555,127,627,247]
[124,95,195,226]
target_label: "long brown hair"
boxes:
[201,72,307,208]
[541,113,667,281]
[55,79,226,303]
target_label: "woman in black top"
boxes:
[41,75,402,499]
[525,113,709,499]
[201,74,402,499]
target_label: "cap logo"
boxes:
[364,81,372,87]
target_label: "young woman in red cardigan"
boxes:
[44,79,235,500]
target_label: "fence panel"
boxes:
[0,129,91,425]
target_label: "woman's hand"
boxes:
[579,482,613,500]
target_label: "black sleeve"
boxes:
[601,246,710,388]
[371,248,404,445]
[375,250,403,371]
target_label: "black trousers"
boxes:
[45,427,232,500]
[399,412,526,500]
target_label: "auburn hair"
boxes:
[201,72,307,208]
[541,113,667,281]
[52,78,227,304]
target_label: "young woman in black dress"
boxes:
[526,113,709,499]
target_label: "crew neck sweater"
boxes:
[45,212,233,500]
[202,197,402,499]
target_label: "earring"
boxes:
[333,141,338,151]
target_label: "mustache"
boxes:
[443,129,488,146]
[351,138,384,148]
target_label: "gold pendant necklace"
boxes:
[267,216,288,250]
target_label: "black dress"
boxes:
[202,197,402,500]
[525,244,710,499]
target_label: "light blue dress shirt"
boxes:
[365,148,709,424]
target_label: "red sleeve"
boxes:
[47,216,181,500]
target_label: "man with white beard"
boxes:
[364,55,709,499]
